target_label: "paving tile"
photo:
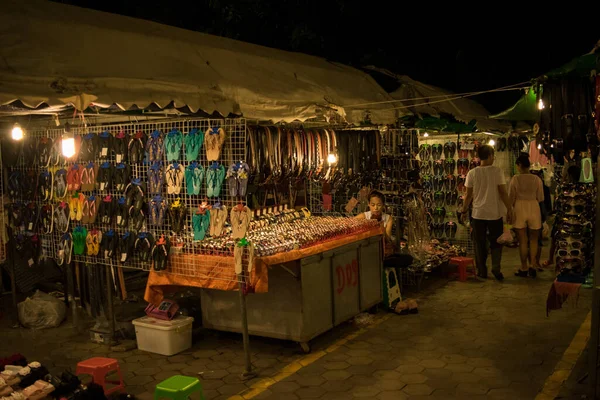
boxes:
[451,372,481,383]
[396,364,424,374]
[346,364,377,376]
[408,336,433,344]
[323,361,350,370]
[425,377,458,389]
[456,382,490,395]
[297,364,328,377]
[351,385,382,397]
[270,381,300,393]
[159,362,188,371]
[320,379,354,392]
[487,388,521,399]
[167,354,192,363]
[322,370,352,381]
[376,379,406,391]
[201,369,229,380]
[295,386,327,398]
[321,392,352,400]
[419,359,446,369]
[322,352,351,362]
[402,383,434,396]
[193,350,219,359]
[346,357,373,366]
[200,379,226,390]
[373,370,402,380]
[289,375,325,387]
[345,349,372,357]
[400,373,427,384]
[422,368,452,379]
[134,367,162,376]
[370,359,402,371]
[202,389,220,400]
[127,375,154,386]
[439,354,467,364]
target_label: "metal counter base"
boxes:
[201,236,382,352]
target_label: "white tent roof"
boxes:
[366,72,528,133]
[0,0,399,124]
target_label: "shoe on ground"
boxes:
[492,271,504,281]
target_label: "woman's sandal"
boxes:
[394,301,410,315]
[542,260,554,268]
[407,299,419,314]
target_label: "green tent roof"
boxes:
[545,52,599,78]
[489,87,539,122]
[491,49,599,123]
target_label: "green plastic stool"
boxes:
[154,375,205,400]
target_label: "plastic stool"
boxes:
[76,357,125,395]
[154,375,205,400]
[449,257,477,282]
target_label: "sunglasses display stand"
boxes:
[554,182,596,283]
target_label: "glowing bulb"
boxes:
[62,137,75,158]
[423,132,429,137]
[537,144,542,150]
[11,123,23,141]
[327,153,337,164]
[538,99,545,110]
[550,144,554,148]
[489,139,496,146]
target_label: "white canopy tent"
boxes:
[0,0,400,124]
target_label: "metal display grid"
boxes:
[8,118,247,280]
[418,133,475,255]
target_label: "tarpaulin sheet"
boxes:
[0,0,399,124]
[144,227,382,305]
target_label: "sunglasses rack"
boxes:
[553,182,596,283]
[6,118,249,285]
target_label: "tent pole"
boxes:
[238,272,255,379]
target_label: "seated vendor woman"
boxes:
[355,190,393,242]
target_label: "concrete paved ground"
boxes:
[0,246,591,399]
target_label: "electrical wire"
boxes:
[342,81,531,108]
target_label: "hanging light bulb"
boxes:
[538,99,545,110]
[537,143,542,150]
[11,123,24,141]
[488,139,496,147]
[327,153,338,164]
[62,123,75,158]
[423,132,429,138]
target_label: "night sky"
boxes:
[56,1,599,114]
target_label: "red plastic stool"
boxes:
[449,257,477,282]
[76,357,125,395]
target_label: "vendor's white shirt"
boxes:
[465,165,506,221]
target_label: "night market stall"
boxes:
[0,0,404,379]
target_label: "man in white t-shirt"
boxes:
[461,145,512,281]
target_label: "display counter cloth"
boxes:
[144,226,383,305]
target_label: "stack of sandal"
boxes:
[393,299,419,315]
[0,361,52,400]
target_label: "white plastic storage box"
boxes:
[132,316,194,356]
